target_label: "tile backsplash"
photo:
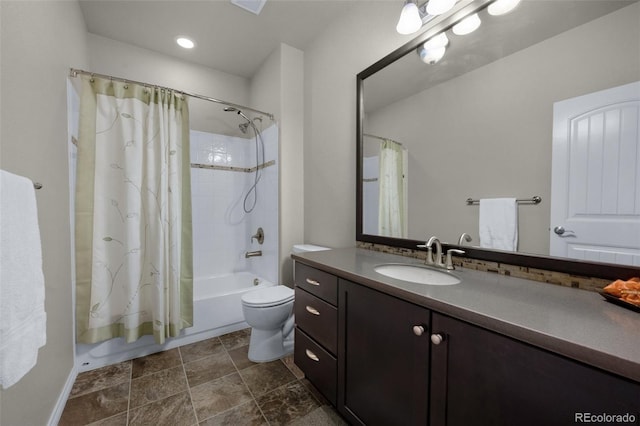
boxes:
[356,242,611,292]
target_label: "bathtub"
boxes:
[76,272,274,372]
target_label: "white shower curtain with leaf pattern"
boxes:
[378,139,407,238]
[75,75,193,344]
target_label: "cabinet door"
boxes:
[430,313,640,426]
[338,279,430,426]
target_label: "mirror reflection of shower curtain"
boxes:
[378,139,407,238]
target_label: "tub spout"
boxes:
[245,250,262,258]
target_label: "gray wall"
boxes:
[302,1,419,248]
[366,3,640,254]
[0,1,89,425]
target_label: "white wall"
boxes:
[302,2,420,248]
[87,33,251,135]
[0,1,89,425]
[251,44,304,286]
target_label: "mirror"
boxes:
[357,0,640,279]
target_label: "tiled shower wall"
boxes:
[190,125,279,283]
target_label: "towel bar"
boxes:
[466,196,541,205]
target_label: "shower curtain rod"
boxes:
[363,133,403,146]
[69,68,275,121]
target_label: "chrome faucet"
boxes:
[426,236,444,267]
[458,232,472,246]
[245,250,262,258]
[445,249,465,270]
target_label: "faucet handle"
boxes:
[417,243,434,265]
[445,249,465,270]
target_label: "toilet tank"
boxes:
[292,244,331,254]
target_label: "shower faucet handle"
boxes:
[251,227,264,244]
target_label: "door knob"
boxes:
[553,226,575,236]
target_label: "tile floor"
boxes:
[59,329,347,425]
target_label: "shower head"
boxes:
[224,106,251,122]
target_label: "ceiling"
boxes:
[79,0,362,79]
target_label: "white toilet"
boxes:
[241,244,330,362]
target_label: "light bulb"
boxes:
[488,0,521,16]
[426,0,456,16]
[423,32,449,50]
[396,0,423,35]
[452,13,481,35]
[176,37,195,49]
[419,46,447,64]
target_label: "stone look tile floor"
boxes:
[59,329,347,425]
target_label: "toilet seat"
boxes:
[241,286,294,308]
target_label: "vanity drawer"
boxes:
[294,288,338,355]
[294,328,337,406]
[294,263,338,305]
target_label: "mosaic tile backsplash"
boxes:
[356,242,611,292]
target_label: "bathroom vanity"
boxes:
[292,248,640,426]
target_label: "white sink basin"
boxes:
[374,264,461,286]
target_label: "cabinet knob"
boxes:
[430,333,444,345]
[305,349,320,362]
[413,325,425,336]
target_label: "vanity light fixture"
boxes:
[417,32,449,64]
[176,36,195,49]
[488,0,521,16]
[396,0,455,35]
[396,0,423,35]
[426,0,456,16]
[452,13,481,35]
[419,46,447,64]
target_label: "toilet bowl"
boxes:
[241,243,331,362]
[241,286,295,362]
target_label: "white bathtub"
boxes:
[76,272,274,372]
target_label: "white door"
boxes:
[550,81,640,266]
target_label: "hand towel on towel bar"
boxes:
[0,169,46,389]
[479,198,518,251]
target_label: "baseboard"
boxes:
[47,363,78,426]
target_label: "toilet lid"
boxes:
[241,286,294,307]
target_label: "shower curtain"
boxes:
[75,75,193,345]
[378,139,406,238]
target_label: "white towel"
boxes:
[479,198,518,251]
[0,170,46,389]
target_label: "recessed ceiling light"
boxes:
[176,37,195,49]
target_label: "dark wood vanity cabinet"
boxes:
[293,262,640,426]
[293,262,338,405]
[338,279,431,426]
[430,313,640,426]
